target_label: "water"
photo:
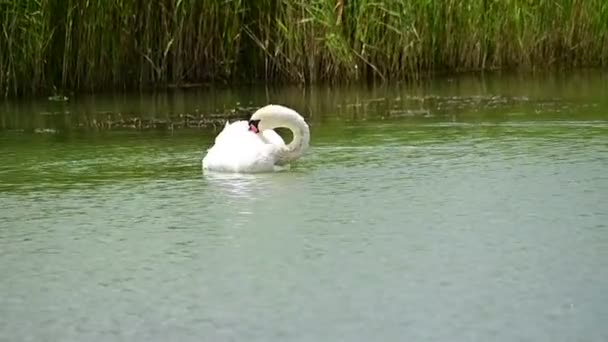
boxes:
[1,72,607,341]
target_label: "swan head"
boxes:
[248,119,261,133]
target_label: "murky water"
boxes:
[1,72,607,341]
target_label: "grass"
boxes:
[1,0,607,97]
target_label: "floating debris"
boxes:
[34,128,58,134]
[47,95,69,102]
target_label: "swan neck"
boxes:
[278,119,309,161]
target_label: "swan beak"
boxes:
[248,120,260,133]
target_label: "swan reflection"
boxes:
[203,171,275,200]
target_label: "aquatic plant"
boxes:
[1,0,607,97]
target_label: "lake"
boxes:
[1,71,607,341]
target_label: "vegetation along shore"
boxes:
[1,0,607,97]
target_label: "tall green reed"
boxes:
[1,0,606,98]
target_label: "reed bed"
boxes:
[1,0,607,97]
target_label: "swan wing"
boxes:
[202,120,280,173]
[261,129,285,146]
[203,142,279,173]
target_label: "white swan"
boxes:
[202,104,310,173]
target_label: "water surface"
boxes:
[1,72,607,341]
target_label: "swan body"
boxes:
[202,104,310,173]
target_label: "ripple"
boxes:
[2,106,608,342]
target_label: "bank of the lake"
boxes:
[2,0,608,97]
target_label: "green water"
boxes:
[1,72,607,341]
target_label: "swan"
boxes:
[202,104,310,173]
